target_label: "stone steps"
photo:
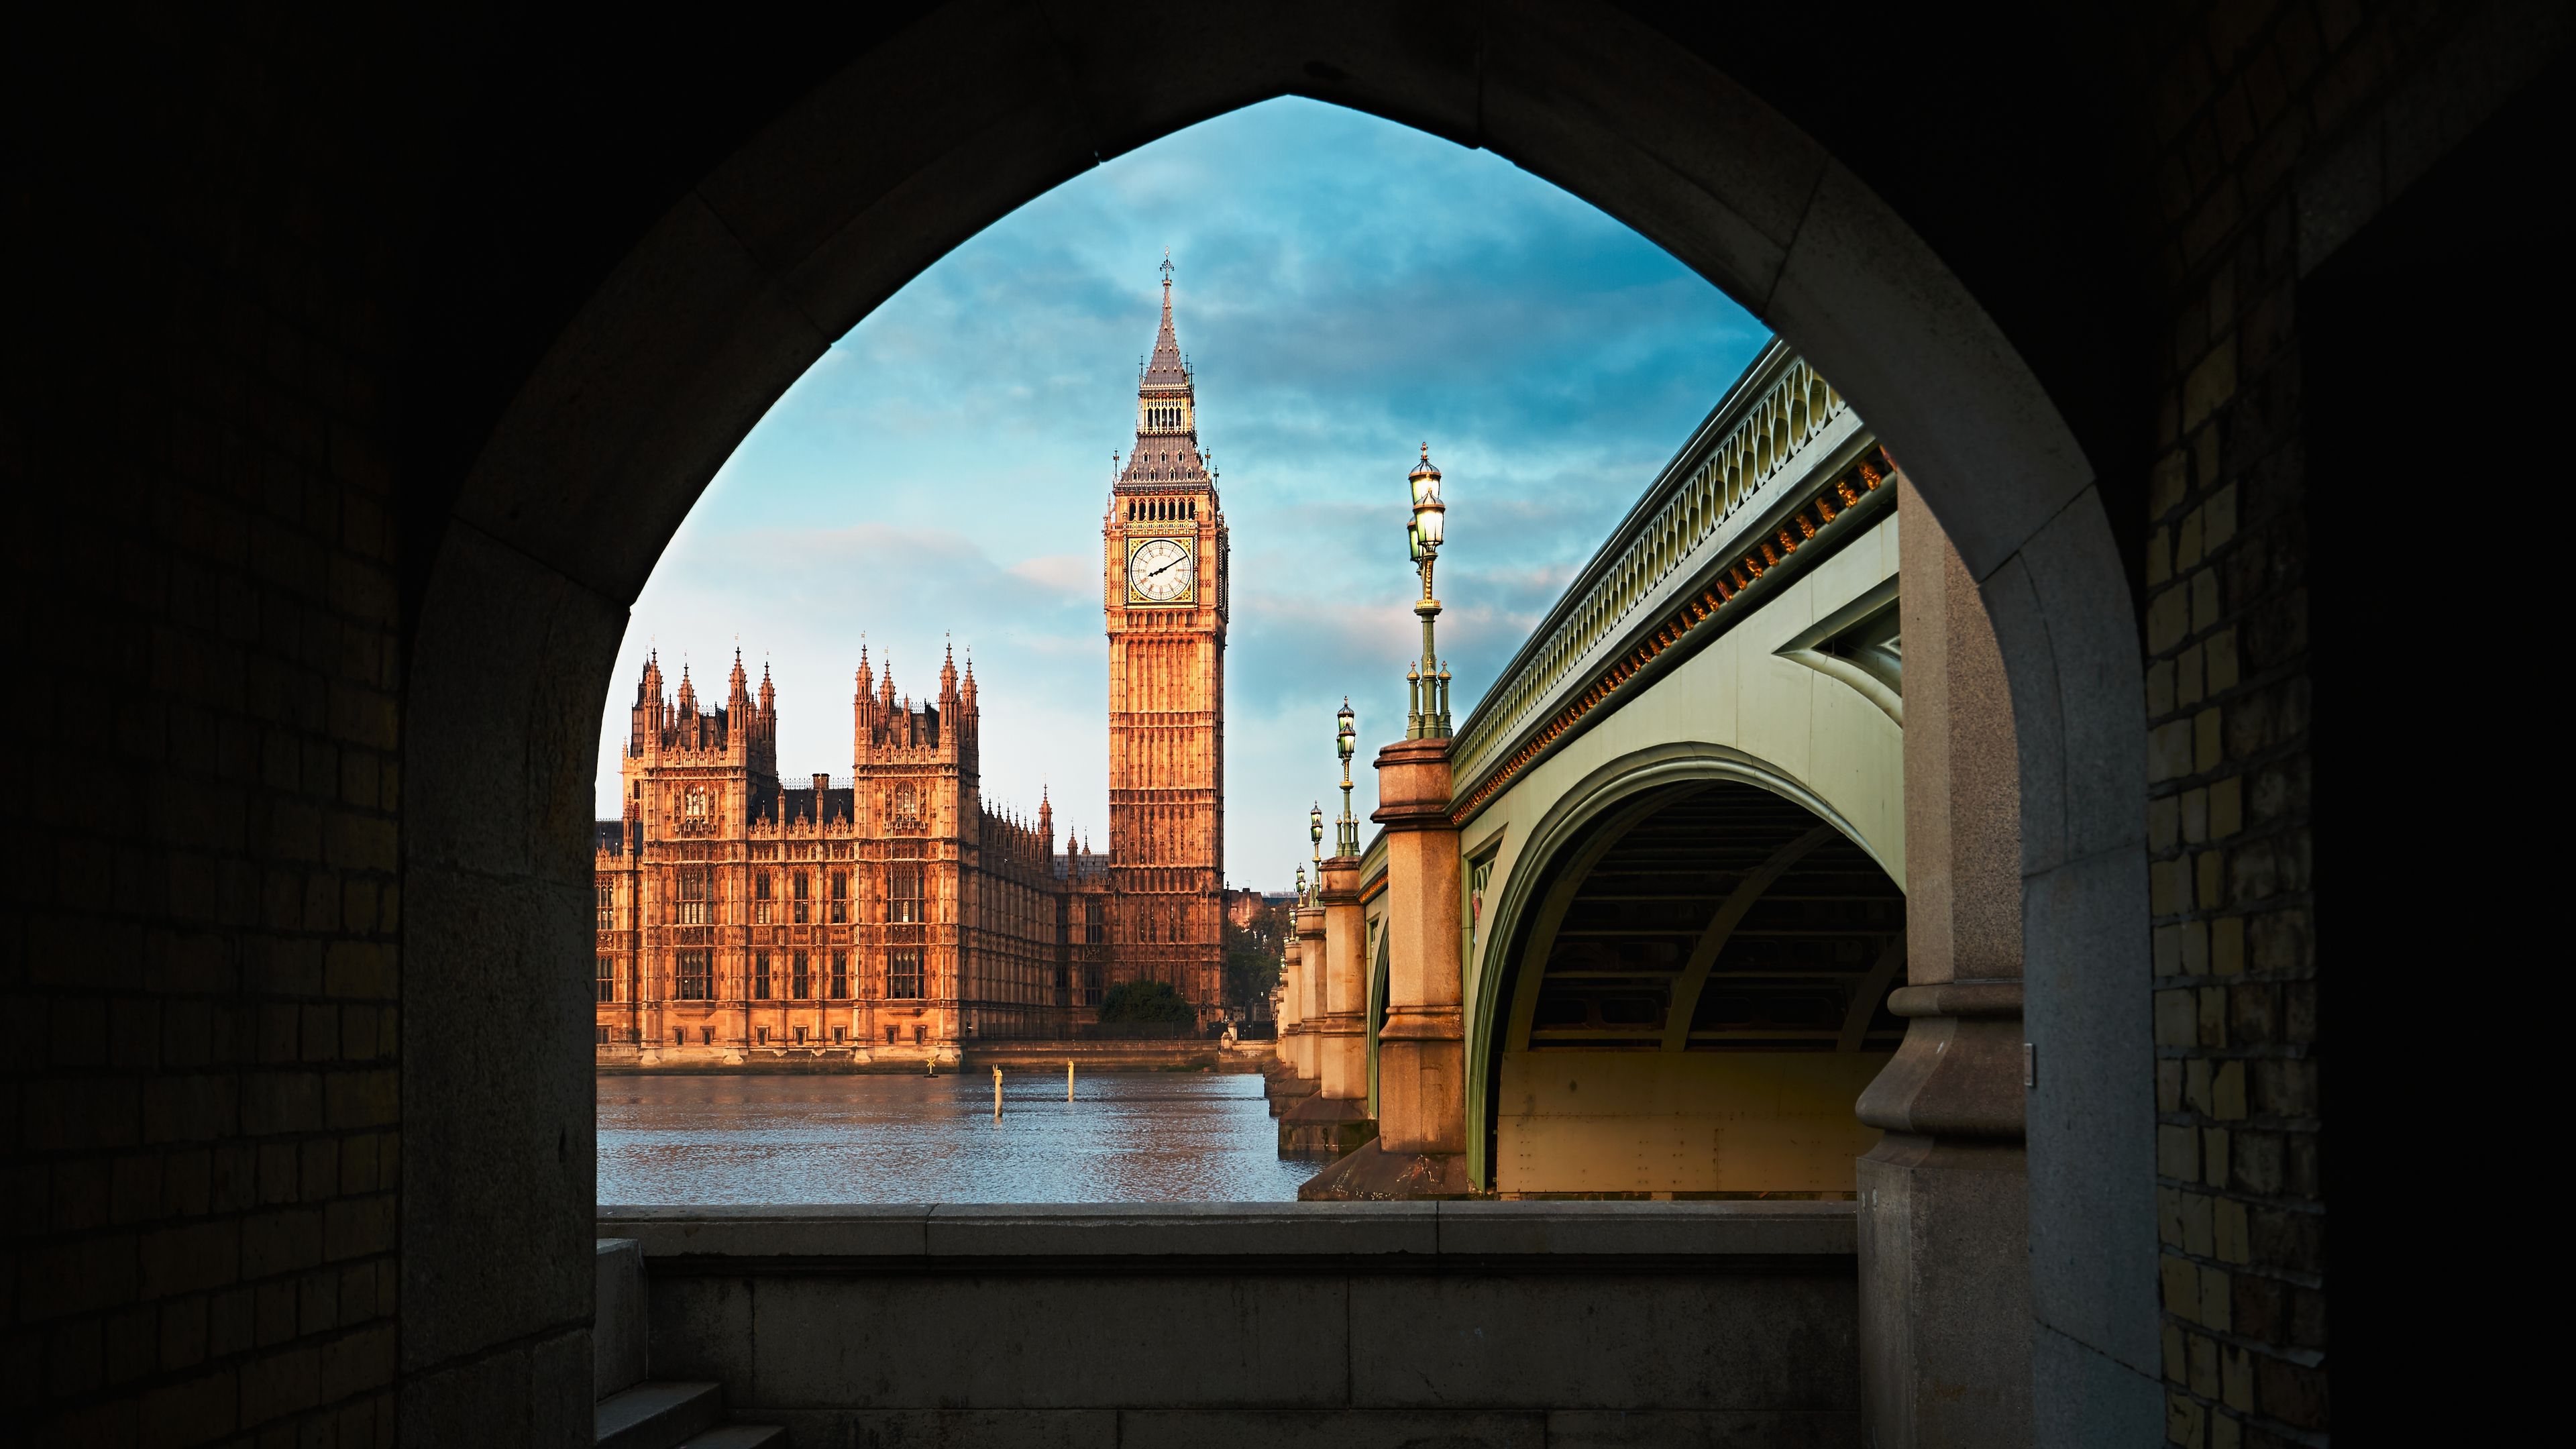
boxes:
[598,1238,783,1448]
[678,1428,787,1448]
[595,1381,720,1449]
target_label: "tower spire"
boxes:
[1143,254,1187,390]
[1118,252,1208,491]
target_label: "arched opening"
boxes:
[400,6,2150,1436]
[1477,769,1908,1196]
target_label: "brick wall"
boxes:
[3,13,415,1444]
[2137,3,2324,1433]
[2132,3,2555,1444]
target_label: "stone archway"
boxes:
[1472,769,1907,1197]
[402,2,2151,1435]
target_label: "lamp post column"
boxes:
[1304,443,1470,1200]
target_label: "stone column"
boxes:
[1266,933,1317,1118]
[1304,738,1472,1197]
[1320,857,1368,1099]
[1276,940,1305,1059]
[1297,902,1328,1083]
[1854,482,2032,1445]
[1280,896,1373,1156]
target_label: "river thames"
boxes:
[598,1070,1313,1203]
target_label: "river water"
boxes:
[598,1071,1314,1203]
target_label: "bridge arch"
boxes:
[400,1,2151,1432]
[1467,743,1904,1191]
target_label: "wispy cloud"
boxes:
[598,98,1768,883]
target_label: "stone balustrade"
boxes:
[1451,341,1862,798]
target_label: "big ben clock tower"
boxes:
[1103,257,1228,1019]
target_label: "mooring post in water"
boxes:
[992,1065,1004,1120]
[1067,1060,1075,1101]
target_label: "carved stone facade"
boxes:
[1101,264,1229,1023]
[594,274,1229,1061]
[594,647,1112,1065]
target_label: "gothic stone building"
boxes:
[1101,260,1229,1017]
[596,268,1224,1064]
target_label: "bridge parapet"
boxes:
[1451,339,1889,822]
[603,1201,1858,1442]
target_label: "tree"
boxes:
[1097,979,1193,1024]
[1222,896,1293,1018]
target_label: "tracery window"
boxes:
[752,951,771,1000]
[888,865,923,924]
[830,870,848,924]
[755,871,773,924]
[888,948,924,1000]
[678,867,711,925]
[596,882,613,930]
[792,951,812,1000]
[677,949,712,1000]
[792,871,810,924]
[595,955,614,1002]
[830,949,849,1000]
[681,786,712,835]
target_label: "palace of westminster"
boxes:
[592,270,1231,1063]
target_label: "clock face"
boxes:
[1128,536,1195,602]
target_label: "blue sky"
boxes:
[597,99,1768,889]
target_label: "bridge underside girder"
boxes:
[1492,782,1905,1197]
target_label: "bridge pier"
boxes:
[1281,886,1373,1156]
[1265,932,1317,1117]
[1307,737,1473,1197]
[1854,483,2033,1445]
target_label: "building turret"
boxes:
[631,651,668,757]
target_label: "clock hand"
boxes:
[1146,554,1187,580]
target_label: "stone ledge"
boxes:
[599,1199,1855,1266]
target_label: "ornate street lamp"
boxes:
[1294,860,1308,908]
[1335,697,1359,855]
[1405,443,1452,739]
[1309,802,1326,887]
